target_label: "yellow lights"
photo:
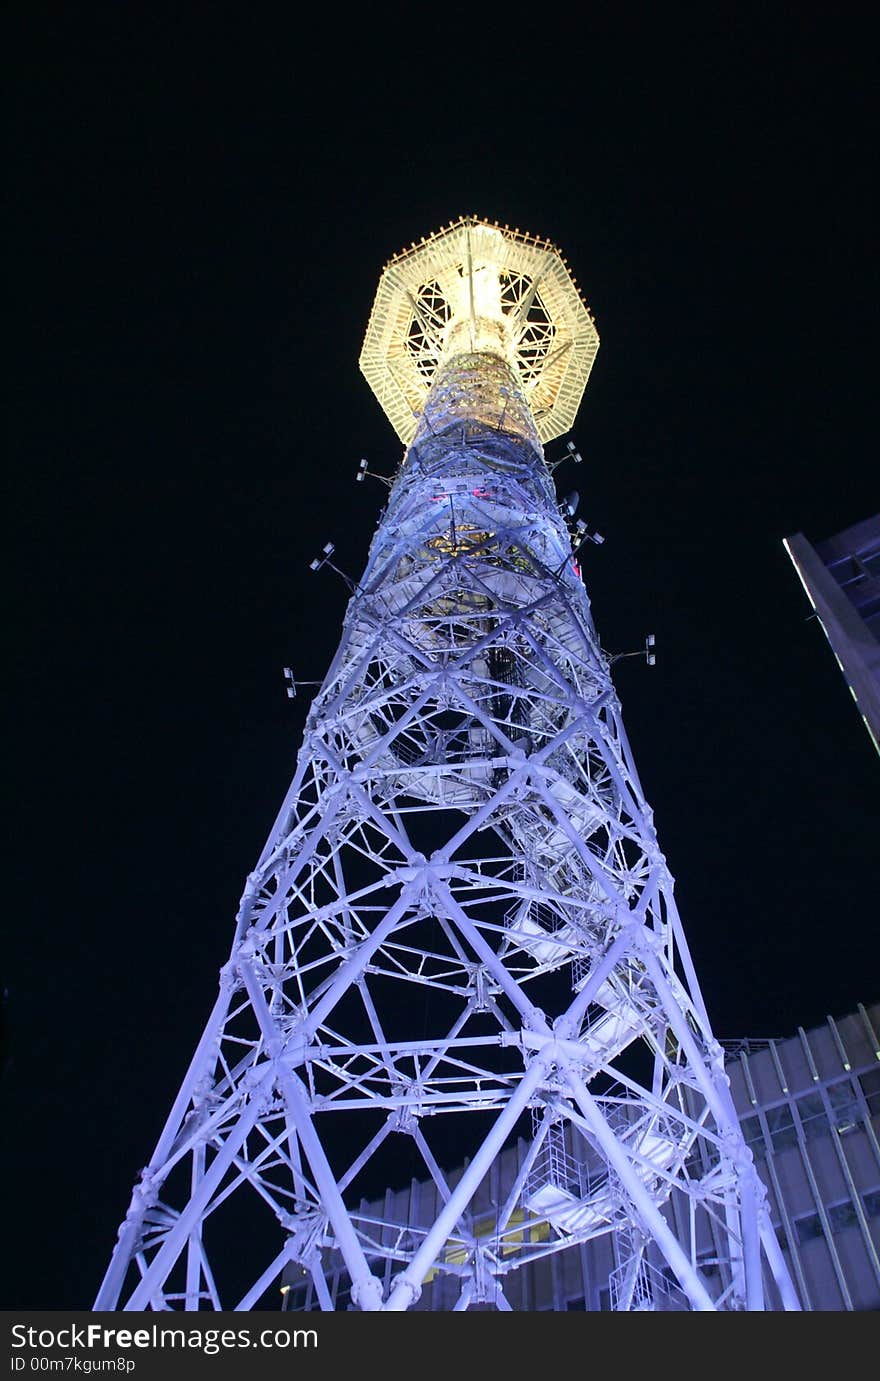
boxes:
[421,1210,550,1284]
[360,217,600,446]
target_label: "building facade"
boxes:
[785,515,880,755]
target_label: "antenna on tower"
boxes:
[548,438,584,474]
[568,519,604,559]
[309,541,336,572]
[282,668,323,700]
[575,524,604,551]
[356,458,391,487]
[308,541,358,592]
[610,633,657,667]
[555,518,604,578]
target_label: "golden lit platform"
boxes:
[360,216,600,446]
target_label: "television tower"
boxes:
[96,218,800,1311]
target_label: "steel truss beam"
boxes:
[97,235,800,1312]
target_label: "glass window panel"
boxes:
[795,1092,827,1142]
[863,1189,880,1219]
[795,1212,823,1245]
[829,1200,858,1232]
[825,1079,859,1131]
[773,1130,799,1152]
[742,1114,763,1144]
[859,1069,880,1115]
[828,1079,856,1108]
[741,1115,766,1157]
[796,1093,823,1120]
[281,1283,309,1311]
[860,550,880,576]
[766,1104,798,1152]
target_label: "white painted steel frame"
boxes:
[96,225,801,1311]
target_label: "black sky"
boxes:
[4,9,877,1309]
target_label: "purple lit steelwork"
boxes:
[95,219,800,1311]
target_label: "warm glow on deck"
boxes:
[360,217,600,445]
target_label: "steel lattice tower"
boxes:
[96,218,800,1311]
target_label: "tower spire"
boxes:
[96,219,800,1311]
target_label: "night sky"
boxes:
[4,10,877,1309]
